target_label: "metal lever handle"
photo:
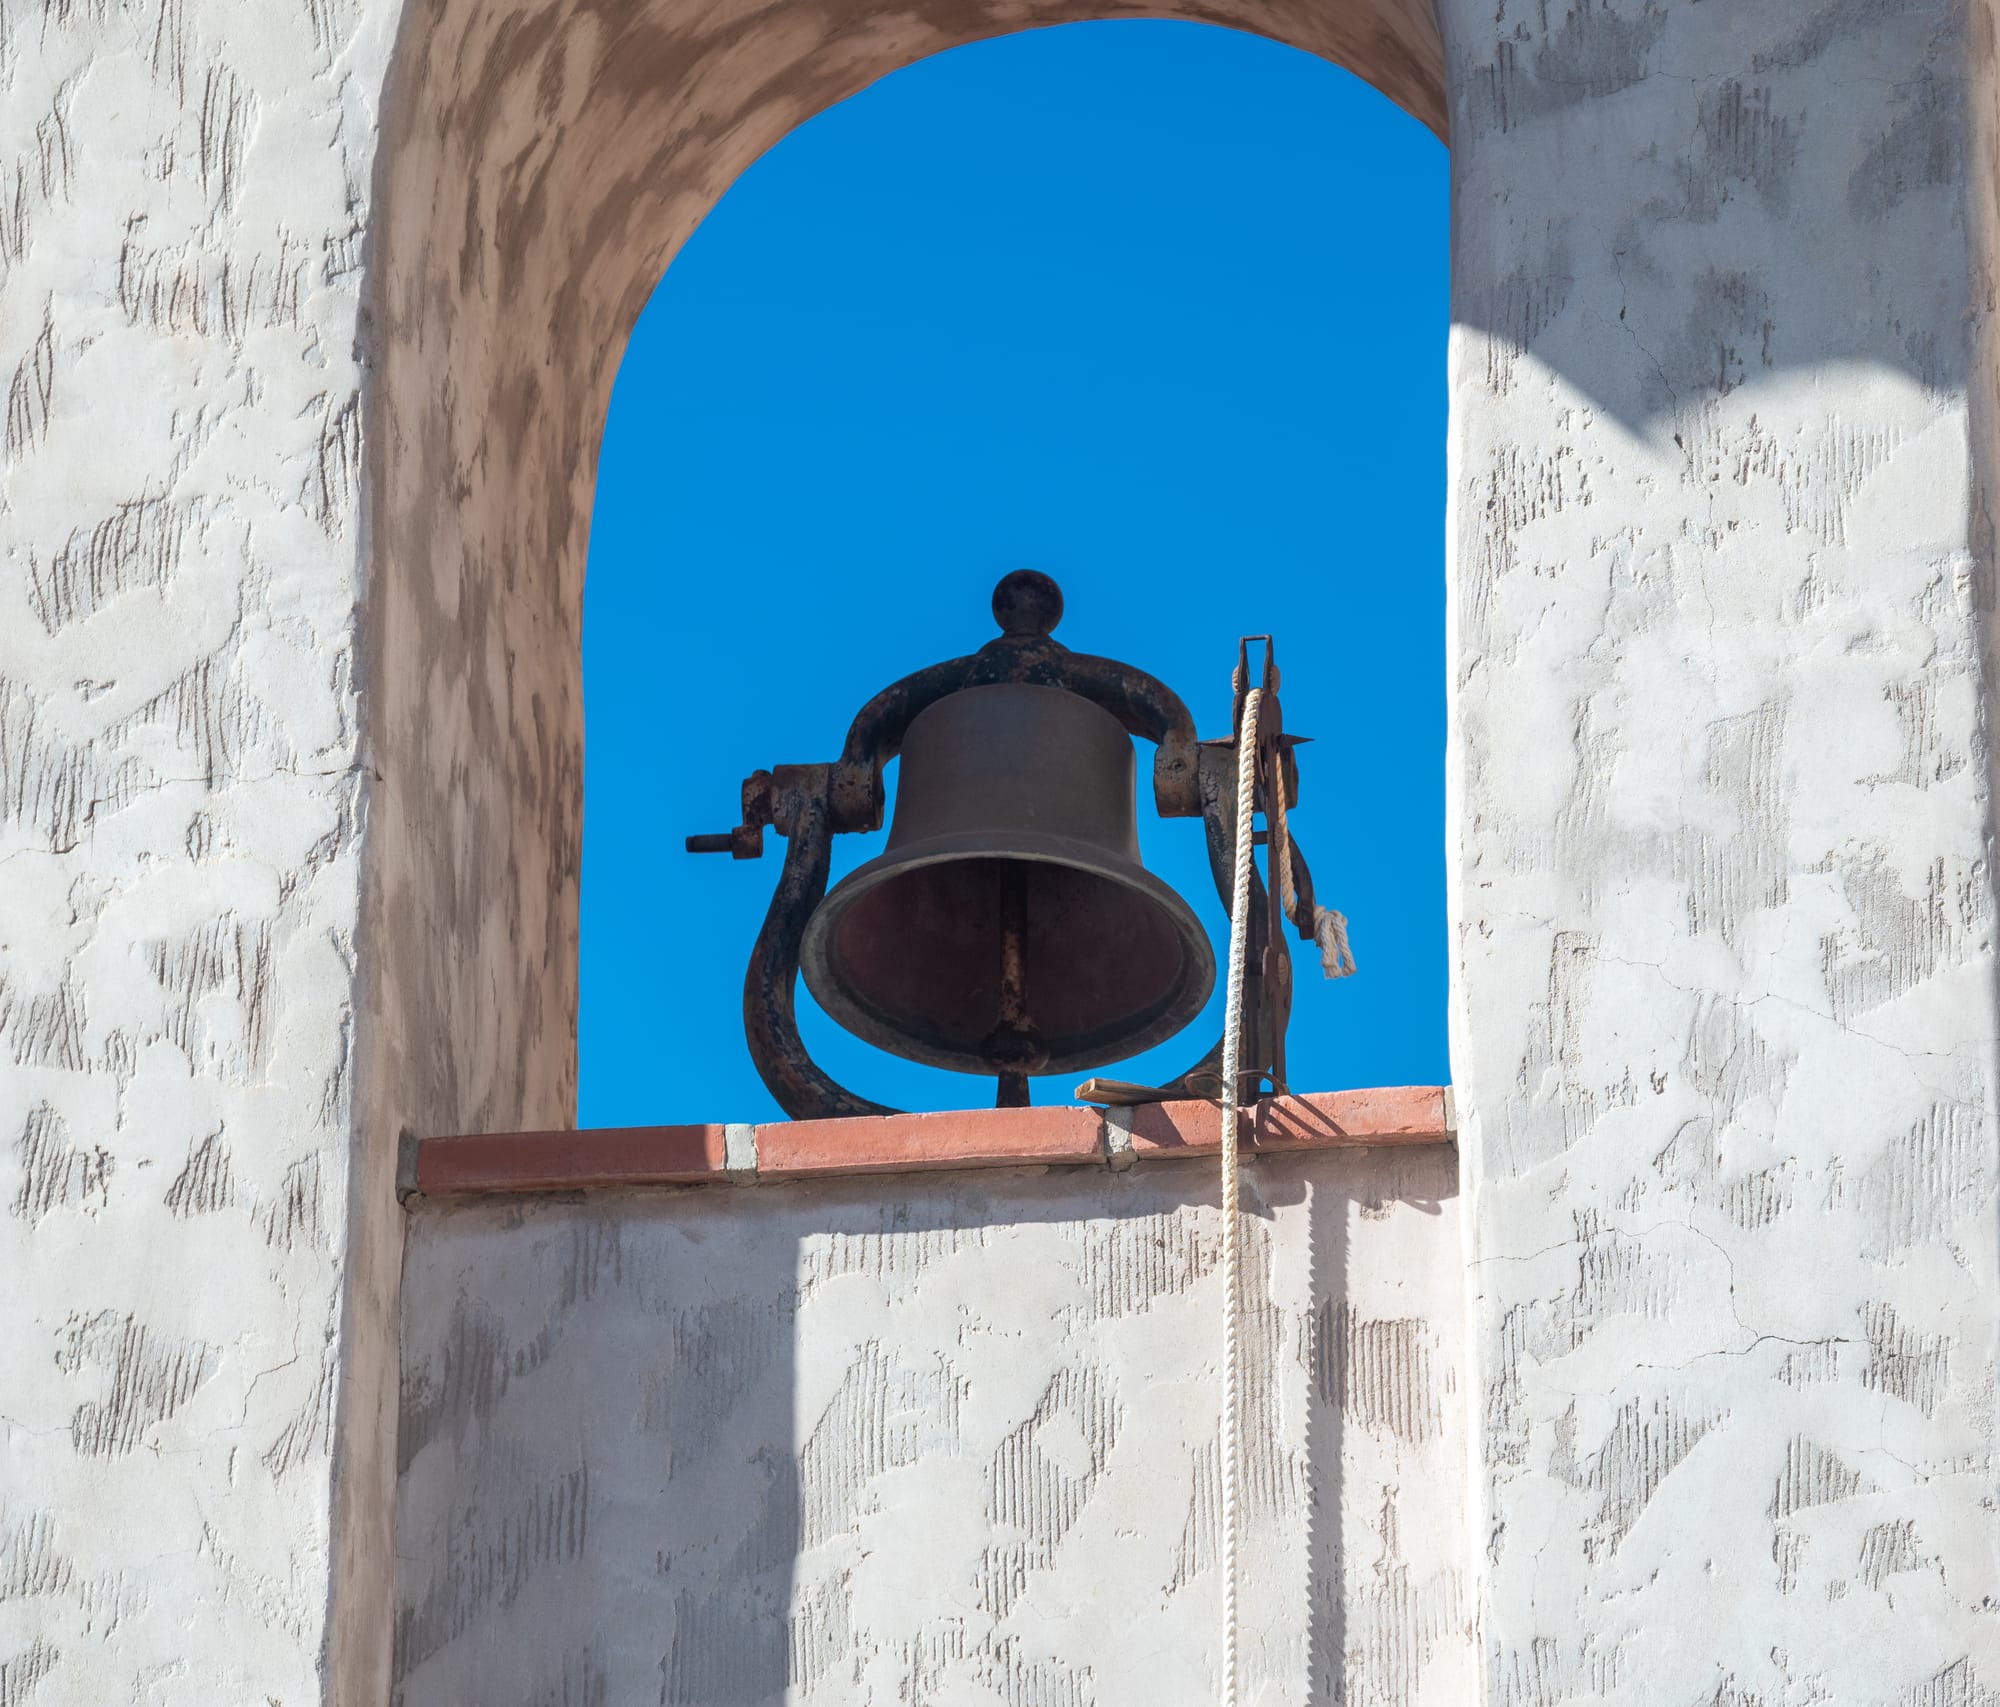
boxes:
[686,771,777,859]
[685,826,764,858]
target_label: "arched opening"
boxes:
[579,21,1448,1121]
[362,0,1443,1147]
[358,10,1444,1683]
[359,7,2000,1704]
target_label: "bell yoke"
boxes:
[687,571,1330,1120]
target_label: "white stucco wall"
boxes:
[1446,7,2000,1699]
[4,0,1998,1701]
[0,4,394,1702]
[394,1148,1471,1706]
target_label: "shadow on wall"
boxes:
[1453,9,1968,429]
[389,1147,1464,1704]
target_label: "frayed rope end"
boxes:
[1312,907,1355,979]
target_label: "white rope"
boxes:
[1217,685,1262,1707]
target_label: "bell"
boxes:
[800,682,1216,1080]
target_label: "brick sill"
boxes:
[407,1085,1452,1200]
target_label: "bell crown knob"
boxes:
[992,570,1063,638]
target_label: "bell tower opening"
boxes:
[579,19,1447,1123]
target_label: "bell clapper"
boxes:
[984,862,1047,1107]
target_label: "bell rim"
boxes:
[800,828,1218,1077]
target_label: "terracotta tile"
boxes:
[1120,1099,1249,1157]
[1255,1086,1450,1148]
[410,1088,1451,1197]
[417,1124,729,1195]
[756,1105,1103,1178]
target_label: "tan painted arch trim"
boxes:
[361,0,1447,1159]
[350,8,1447,1694]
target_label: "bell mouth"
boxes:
[800,829,1216,1078]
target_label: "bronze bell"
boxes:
[689,570,1324,1121]
[799,682,1216,1081]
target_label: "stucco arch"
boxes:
[359,0,1444,1148]
[9,0,1999,1701]
[348,13,1444,1689]
[348,3,2000,1702]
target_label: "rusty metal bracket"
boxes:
[737,766,890,1119]
[1075,635,1328,1111]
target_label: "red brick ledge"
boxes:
[407,1086,1452,1200]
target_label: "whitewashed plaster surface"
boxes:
[394,1149,1470,1707]
[0,3,396,1704]
[7,0,2000,1700]
[1445,4,2000,1702]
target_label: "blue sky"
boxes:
[581,21,1447,1125]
